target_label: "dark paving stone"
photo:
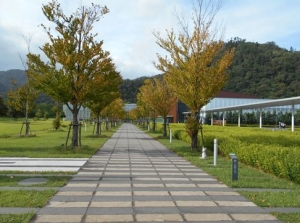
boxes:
[131,187,168,191]
[178,206,226,213]
[36,207,87,215]
[59,187,96,192]
[133,196,173,201]
[208,195,249,201]
[92,196,132,202]
[51,195,92,202]
[171,196,212,201]
[71,177,100,181]
[221,206,269,213]
[96,187,132,192]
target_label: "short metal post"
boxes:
[230,153,238,181]
[213,139,218,166]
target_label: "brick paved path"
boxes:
[31,123,281,223]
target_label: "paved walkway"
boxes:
[30,123,281,223]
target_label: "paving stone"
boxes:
[176,201,217,207]
[161,178,190,181]
[133,191,169,196]
[205,191,240,196]
[95,191,131,196]
[232,213,279,221]
[171,196,212,201]
[170,191,205,196]
[209,195,249,201]
[36,207,87,215]
[133,183,164,187]
[55,191,93,196]
[33,214,83,223]
[133,195,173,201]
[184,213,232,221]
[221,206,269,213]
[90,201,132,207]
[59,187,96,192]
[85,214,134,222]
[86,207,134,215]
[46,201,89,208]
[134,207,180,214]
[92,196,133,202]
[65,182,98,187]
[166,183,197,188]
[178,206,226,214]
[51,195,92,202]
[135,214,183,222]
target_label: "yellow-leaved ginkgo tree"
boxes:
[26,0,118,147]
[153,0,235,151]
[138,78,176,137]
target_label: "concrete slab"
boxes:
[18,178,48,186]
[0,158,88,172]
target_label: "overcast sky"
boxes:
[1,0,300,79]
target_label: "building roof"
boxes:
[202,96,300,112]
[216,91,259,99]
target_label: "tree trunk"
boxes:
[163,116,167,137]
[25,100,29,136]
[190,129,199,150]
[185,114,200,151]
[199,124,205,148]
[96,116,101,136]
[106,118,109,130]
[71,110,79,147]
[152,120,156,132]
[25,121,30,136]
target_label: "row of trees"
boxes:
[6,0,235,152]
[5,0,124,147]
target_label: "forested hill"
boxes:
[0,69,26,96]
[223,38,300,99]
[1,39,300,103]
[120,39,300,102]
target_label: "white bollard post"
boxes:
[214,138,218,166]
[170,129,172,143]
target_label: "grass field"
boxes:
[144,124,300,223]
[0,117,119,223]
[0,117,116,158]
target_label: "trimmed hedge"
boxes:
[154,123,300,184]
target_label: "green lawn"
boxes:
[0,117,120,223]
[144,126,300,223]
[0,190,57,207]
[0,118,116,158]
[0,213,34,223]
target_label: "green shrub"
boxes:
[168,124,300,184]
[52,118,61,130]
